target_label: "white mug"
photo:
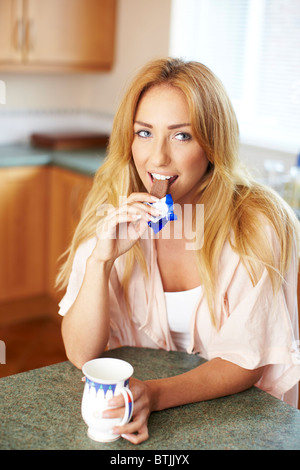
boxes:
[81,357,134,442]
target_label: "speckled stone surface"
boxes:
[0,144,106,175]
[1,347,300,450]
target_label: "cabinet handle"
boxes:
[14,19,24,52]
[26,19,35,52]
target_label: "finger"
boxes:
[96,194,158,217]
[108,393,125,407]
[126,192,159,205]
[96,211,145,240]
[120,423,149,445]
[125,201,164,219]
[97,198,161,228]
[103,205,151,226]
[118,204,154,222]
[102,392,132,419]
[102,406,124,419]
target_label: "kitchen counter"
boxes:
[1,347,300,450]
[0,144,106,176]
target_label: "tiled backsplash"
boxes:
[0,109,114,144]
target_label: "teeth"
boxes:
[151,173,173,180]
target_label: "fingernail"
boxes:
[151,196,159,201]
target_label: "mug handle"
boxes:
[118,387,134,426]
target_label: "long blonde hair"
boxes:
[56,57,299,322]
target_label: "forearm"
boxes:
[61,255,113,369]
[146,357,264,411]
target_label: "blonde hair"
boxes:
[56,57,299,323]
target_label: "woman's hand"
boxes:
[102,378,153,444]
[92,193,160,264]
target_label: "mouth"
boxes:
[148,172,178,187]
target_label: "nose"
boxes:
[150,137,171,167]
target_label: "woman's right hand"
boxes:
[92,193,160,263]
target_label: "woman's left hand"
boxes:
[102,377,153,444]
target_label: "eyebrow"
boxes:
[134,120,191,130]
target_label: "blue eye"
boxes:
[175,132,191,141]
[135,130,152,138]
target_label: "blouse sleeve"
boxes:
[58,238,97,316]
[207,229,300,406]
[57,237,130,349]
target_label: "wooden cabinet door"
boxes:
[47,167,93,298]
[0,166,47,302]
[0,0,116,70]
[23,0,116,70]
[0,0,23,63]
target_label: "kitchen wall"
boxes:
[0,0,296,177]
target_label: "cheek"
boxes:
[131,145,149,186]
[182,149,208,176]
[131,147,139,173]
[132,142,145,169]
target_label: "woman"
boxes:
[57,58,300,444]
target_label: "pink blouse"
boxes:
[59,227,300,408]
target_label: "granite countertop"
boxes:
[1,347,300,450]
[0,144,107,176]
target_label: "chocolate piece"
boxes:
[150,179,169,199]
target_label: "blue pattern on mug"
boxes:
[86,377,118,398]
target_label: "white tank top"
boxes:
[164,285,202,351]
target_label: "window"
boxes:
[169,0,300,153]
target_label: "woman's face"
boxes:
[132,84,209,204]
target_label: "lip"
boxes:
[148,172,178,186]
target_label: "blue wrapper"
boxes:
[148,194,177,234]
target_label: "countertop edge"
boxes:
[0,144,107,176]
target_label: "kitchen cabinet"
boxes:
[0,0,22,63]
[0,0,116,71]
[47,166,93,299]
[0,166,48,302]
[0,164,93,303]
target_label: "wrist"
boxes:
[87,253,114,276]
[144,379,163,412]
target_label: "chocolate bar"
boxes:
[150,179,169,199]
